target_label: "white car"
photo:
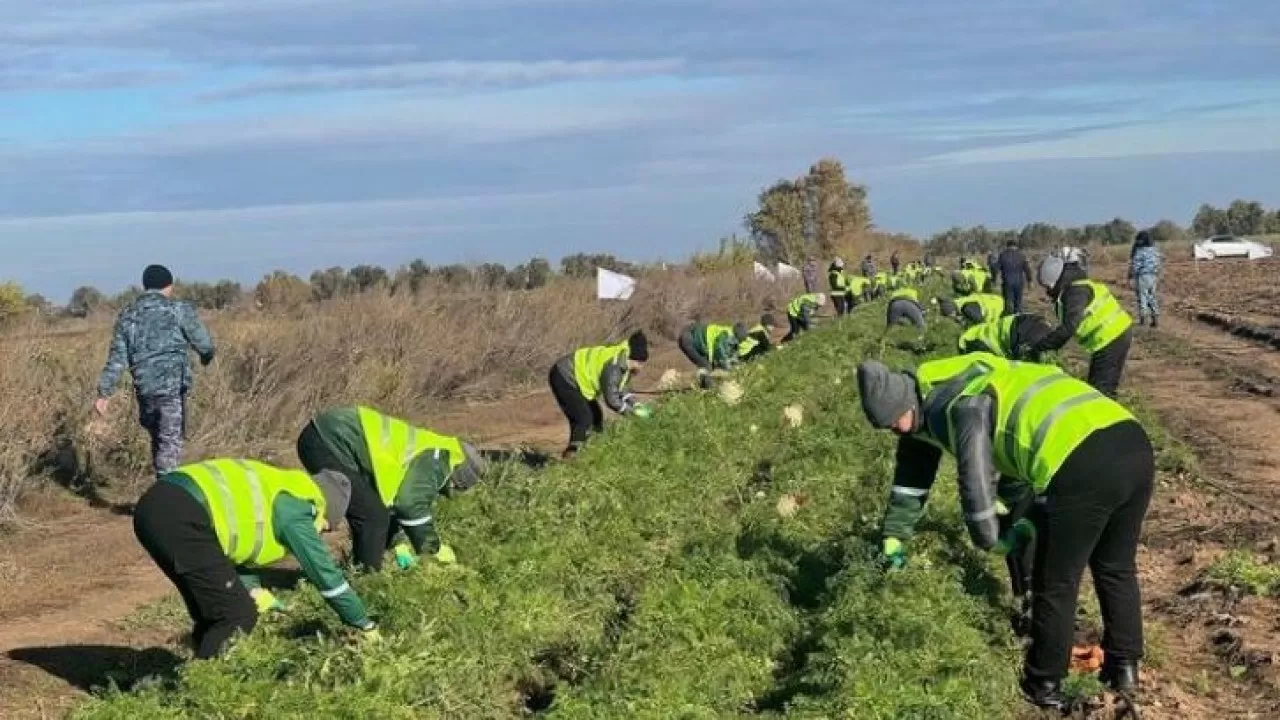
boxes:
[1193,234,1274,260]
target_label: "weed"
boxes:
[1204,550,1280,596]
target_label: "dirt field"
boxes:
[4,260,1280,718]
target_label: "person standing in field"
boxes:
[95,265,216,478]
[548,331,651,458]
[890,250,901,275]
[1128,230,1163,328]
[1029,258,1134,398]
[856,355,1153,710]
[828,258,851,316]
[860,254,876,278]
[998,241,1033,314]
[801,256,820,294]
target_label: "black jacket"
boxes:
[997,247,1032,286]
[1029,263,1092,354]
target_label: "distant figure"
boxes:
[998,241,1034,314]
[802,257,820,293]
[861,254,877,278]
[828,258,851,316]
[890,250,901,275]
[1129,231,1163,328]
[923,252,935,268]
[986,250,1001,285]
[95,264,216,478]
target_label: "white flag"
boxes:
[596,267,637,300]
[753,261,776,282]
[776,262,801,279]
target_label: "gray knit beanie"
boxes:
[311,469,352,529]
[856,360,919,429]
[449,443,487,492]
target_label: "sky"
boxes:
[2,1,1279,300]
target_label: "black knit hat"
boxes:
[142,264,174,290]
[627,331,649,362]
[761,313,778,328]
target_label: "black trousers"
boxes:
[1025,420,1154,682]
[782,315,808,343]
[1002,282,1024,315]
[1088,328,1132,398]
[549,366,603,450]
[886,300,925,329]
[678,329,712,370]
[832,294,849,316]
[133,481,258,659]
[296,422,396,571]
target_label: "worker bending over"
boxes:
[783,293,827,342]
[679,321,748,374]
[856,354,1152,710]
[133,459,376,659]
[548,331,650,457]
[296,406,487,572]
[957,314,1053,359]
[954,292,1006,326]
[885,287,926,330]
[1029,257,1133,397]
[737,314,780,363]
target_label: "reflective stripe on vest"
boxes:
[573,343,630,401]
[958,316,1015,356]
[914,354,1009,452]
[179,459,325,567]
[705,324,733,361]
[737,325,767,357]
[1057,280,1132,352]
[358,407,464,506]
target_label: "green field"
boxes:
[75,297,1025,719]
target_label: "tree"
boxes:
[68,286,107,317]
[435,264,473,288]
[310,267,347,301]
[1225,200,1267,236]
[1191,204,1228,237]
[24,294,51,314]
[506,258,553,290]
[805,158,871,256]
[1099,218,1137,245]
[746,179,807,264]
[476,262,509,289]
[391,260,432,296]
[255,271,311,310]
[347,265,389,293]
[0,282,30,323]
[1146,220,1186,245]
[1018,222,1066,250]
[1268,211,1280,235]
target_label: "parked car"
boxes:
[1193,234,1274,260]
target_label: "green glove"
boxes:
[435,544,458,565]
[632,403,653,419]
[993,518,1036,556]
[394,543,418,571]
[880,537,907,570]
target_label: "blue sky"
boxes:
[2,0,1279,300]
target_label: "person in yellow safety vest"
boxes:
[133,459,377,659]
[966,266,992,293]
[1029,257,1134,397]
[295,406,488,573]
[856,354,1153,711]
[872,271,890,298]
[957,313,1054,359]
[548,331,650,458]
[679,321,748,387]
[954,292,1006,325]
[846,275,873,308]
[951,270,975,296]
[886,287,926,329]
[828,258,852,316]
[782,292,828,342]
[737,314,782,363]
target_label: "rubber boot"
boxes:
[1100,660,1140,694]
[1020,675,1068,711]
[1150,316,1158,329]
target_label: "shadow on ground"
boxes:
[7,645,182,693]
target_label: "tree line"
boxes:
[925,200,1280,256]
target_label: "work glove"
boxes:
[631,403,654,419]
[879,537,907,571]
[393,543,418,571]
[993,518,1036,557]
[250,588,286,614]
[358,621,382,644]
[435,544,458,565]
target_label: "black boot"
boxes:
[1020,674,1068,711]
[1100,660,1140,694]
[1150,316,1158,329]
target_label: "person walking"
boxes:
[548,332,651,458]
[1029,258,1134,397]
[95,264,216,478]
[133,459,377,659]
[856,355,1153,710]
[295,406,488,572]
[1128,231,1163,328]
[998,241,1033,314]
[801,257,820,294]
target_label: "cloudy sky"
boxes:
[3,1,1279,299]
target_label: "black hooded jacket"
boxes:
[1028,263,1093,354]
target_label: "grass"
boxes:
[1204,551,1280,597]
[72,282,1027,719]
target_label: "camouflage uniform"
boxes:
[1128,245,1162,323]
[97,291,215,477]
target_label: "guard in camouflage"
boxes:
[96,265,216,478]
